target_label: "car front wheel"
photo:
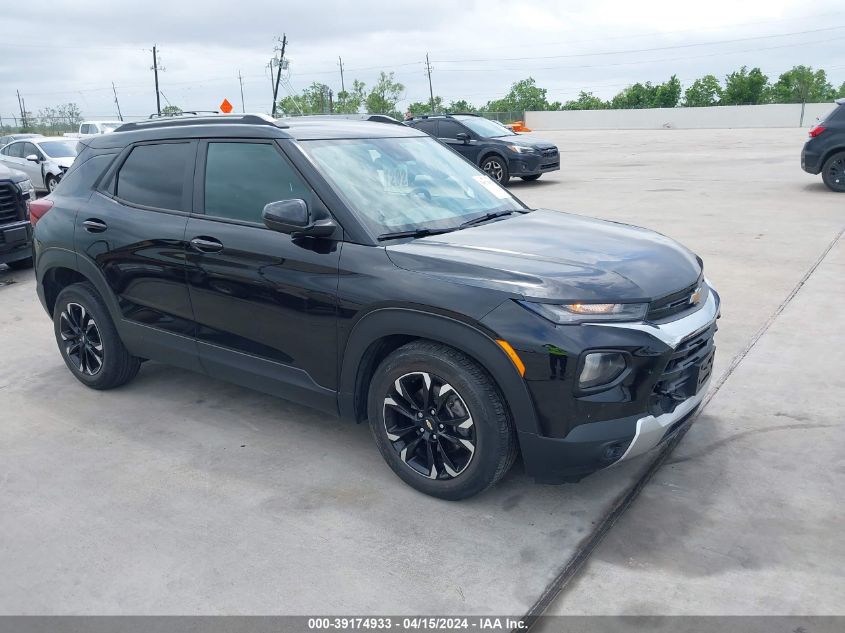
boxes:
[368,340,518,500]
[481,155,510,185]
[821,151,845,192]
[53,282,141,389]
[46,175,59,193]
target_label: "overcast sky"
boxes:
[2,0,844,122]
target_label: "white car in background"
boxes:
[63,120,124,139]
[0,137,78,193]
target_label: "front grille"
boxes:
[0,183,23,223]
[647,277,706,322]
[650,321,716,415]
[541,147,558,158]
[541,161,560,170]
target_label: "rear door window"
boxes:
[438,120,466,140]
[115,142,194,211]
[413,119,438,136]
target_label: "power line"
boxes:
[432,24,845,64]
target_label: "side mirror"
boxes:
[25,154,40,163]
[262,199,337,238]
[456,132,470,144]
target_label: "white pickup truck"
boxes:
[63,120,124,139]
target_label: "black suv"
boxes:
[0,162,35,270]
[802,98,845,192]
[33,114,719,499]
[405,113,559,185]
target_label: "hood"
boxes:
[385,210,701,302]
[0,162,27,182]
[504,134,556,150]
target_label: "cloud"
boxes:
[1,0,843,121]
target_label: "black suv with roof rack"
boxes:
[802,98,845,192]
[405,113,559,185]
[32,113,719,499]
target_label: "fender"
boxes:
[478,148,508,165]
[338,307,541,435]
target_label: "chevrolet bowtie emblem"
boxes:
[689,287,703,305]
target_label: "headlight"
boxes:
[506,144,537,154]
[15,179,34,197]
[521,301,648,324]
[579,352,627,389]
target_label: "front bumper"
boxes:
[0,220,33,265]
[508,149,560,176]
[486,283,720,484]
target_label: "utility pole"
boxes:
[338,56,345,93]
[151,45,164,116]
[425,53,435,113]
[112,82,123,121]
[16,90,27,129]
[271,34,288,117]
[238,70,246,112]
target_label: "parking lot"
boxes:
[1,127,842,616]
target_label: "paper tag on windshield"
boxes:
[473,175,511,199]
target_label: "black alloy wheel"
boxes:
[53,282,141,389]
[383,371,477,480]
[821,152,845,192]
[59,302,104,376]
[368,340,518,500]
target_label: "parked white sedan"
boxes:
[0,137,77,193]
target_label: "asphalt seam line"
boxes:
[520,225,845,629]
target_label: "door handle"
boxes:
[82,218,108,233]
[189,236,224,253]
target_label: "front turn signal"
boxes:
[496,339,526,377]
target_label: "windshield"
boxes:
[459,117,515,138]
[38,141,77,158]
[816,105,841,124]
[300,136,524,236]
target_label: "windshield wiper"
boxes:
[459,209,520,229]
[377,227,455,241]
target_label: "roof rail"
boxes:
[449,112,481,117]
[148,110,221,119]
[115,113,288,132]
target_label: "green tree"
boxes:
[770,65,835,104]
[654,75,682,108]
[683,75,722,107]
[721,66,770,105]
[366,72,405,117]
[161,105,182,116]
[610,82,654,109]
[487,77,549,112]
[561,91,608,110]
[446,99,477,113]
[408,96,443,115]
[335,79,366,114]
[838,81,845,98]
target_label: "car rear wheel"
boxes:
[481,155,510,186]
[53,282,141,390]
[821,152,845,192]
[520,174,542,182]
[368,340,518,500]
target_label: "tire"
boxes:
[46,175,59,193]
[480,154,510,186]
[6,256,33,270]
[821,151,845,192]
[367,340,518,500]
[520,174,542,182]
[53,282,141,390]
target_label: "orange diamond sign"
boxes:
[219,98,233,114]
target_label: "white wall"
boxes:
[524,103,834,130]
